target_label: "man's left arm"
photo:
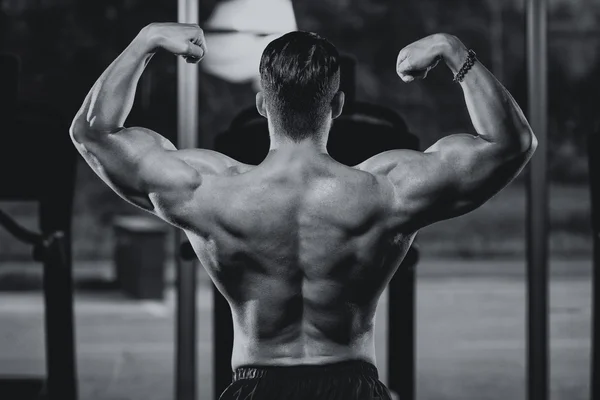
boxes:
[70,23,232,214]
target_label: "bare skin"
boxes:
[70,23,537,370]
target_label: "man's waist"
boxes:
[231,328,375,366]
[232,358,379,382]
[231,342,376,370]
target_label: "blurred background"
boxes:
[0,0,595,260]
[0,0,596,399]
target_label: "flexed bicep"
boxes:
[358,33,536,232]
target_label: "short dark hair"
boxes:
[259,31,341,141]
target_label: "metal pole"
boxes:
[213,289,234,400]
[588,130,600,400]
[526,1,549,400]
[387,265,415,400]
[42,232,78,400]
[177,0,200,151]
[176,1,200,400]
[593,217,600,400]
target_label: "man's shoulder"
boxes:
[174,148,257,177]
[353,149,426,177]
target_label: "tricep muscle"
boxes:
[71,126,201,211]
[362,133,528,231]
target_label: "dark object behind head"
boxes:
[339,54,356,104]
[216,102,417,166]
[259,31,341,140]
[0,53,19,118]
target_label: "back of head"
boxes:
[259,31,341,141]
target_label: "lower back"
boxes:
[219,266,380,368]
[229,299,378,369]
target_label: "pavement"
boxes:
[0,258,594,400]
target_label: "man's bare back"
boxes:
[70,24,537,399]
[172,147,412,368]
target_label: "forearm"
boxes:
[71,28,155,136]
[440,35,536,153]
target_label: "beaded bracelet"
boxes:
[453,49,477,83]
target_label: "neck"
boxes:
[267,119,330,154]
[269,135,328,154]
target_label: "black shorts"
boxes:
[219,360,393,400]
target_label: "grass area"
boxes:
[0,160,593,260]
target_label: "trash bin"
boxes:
[113,215,168,300]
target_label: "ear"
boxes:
[256,92,268,118]
[331,91,345,119]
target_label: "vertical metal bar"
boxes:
[178,0,199,150]
[176,249,197,400]
[176,1,200,400]
[588,130,600,400]
[388,265,415,400]
[43,232,78,400]
[213,289,234,400]
[593,233,600,400]
[526,1,549,400]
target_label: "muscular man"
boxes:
[70,23,537,400]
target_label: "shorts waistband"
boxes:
[232,360,379,382]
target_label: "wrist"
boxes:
[135,24,162,53]
[437,34,469,74]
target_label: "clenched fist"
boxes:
[143,22,207,64]
[396,33,467,82]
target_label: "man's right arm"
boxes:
[358,34,537,232]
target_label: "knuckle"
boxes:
[398,49,410,64]
[402,57,412,70]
